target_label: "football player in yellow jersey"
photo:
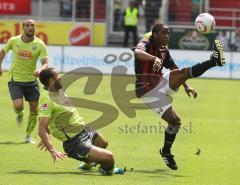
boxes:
[0,19,48,144]
[37,68,124,175]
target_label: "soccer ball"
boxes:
[195,13,216,34]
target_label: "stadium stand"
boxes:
[209,0,240,27]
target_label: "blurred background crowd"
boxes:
[0,0,240,50]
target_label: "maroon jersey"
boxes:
[134,39,176,98]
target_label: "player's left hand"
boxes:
[50,150,67,163]
[153,57,163,72]
[184,85,198,98]
[33,69,41,77]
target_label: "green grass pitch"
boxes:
[0,72,239,185]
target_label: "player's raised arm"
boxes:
[0,50,5,76]
[133,40,155,62]
[33,41,49,77]
[38,117,66,163]
[0,36,14,76]
[41,58,48,70]
[133,41,163,72]
[40,42,49,71]
[134,48,156,62]
[33,58,48,77]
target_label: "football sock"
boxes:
[162,125,180,154]
[188,60,216,78]
[26,112,38,137]
[79,162,97,170]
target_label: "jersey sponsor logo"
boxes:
[41,103,48,111]
[137,43,146,50]
[18,50,32,59]
[32,45,37,51]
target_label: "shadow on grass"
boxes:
[9,169,188,178]
[0,141,26,145]
[8,170,100,176]
[129,169,188,178]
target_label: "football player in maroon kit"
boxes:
[133,23,225,170]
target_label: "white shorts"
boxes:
[141,72,177,117]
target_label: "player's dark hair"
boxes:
[39,68,55,88]
[150,23,164,41]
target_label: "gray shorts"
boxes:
[63,126,99,162]
[8,80,39,101]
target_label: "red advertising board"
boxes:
[0,0,31,15]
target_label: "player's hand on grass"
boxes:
[33,69,41,77]
[50,150,66,163]
[37,141,48,151]
[184,85,198,98]
[153,57,163,72]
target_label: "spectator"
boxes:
[233,27,240,51]
[113,0,122,31]
[60,0,72,18]
[216,31,230,51]
[76,0,90,19]
[123,0,139,47]
[191,0,200,22]
[145,0,162,32]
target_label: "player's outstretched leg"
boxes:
[169,40,225,91]
[187,39,225,78]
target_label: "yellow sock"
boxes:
[26,112,37,137]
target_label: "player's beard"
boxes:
[25,31,35,38]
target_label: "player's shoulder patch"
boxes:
[41,103,48,111]
[136,39,149,51]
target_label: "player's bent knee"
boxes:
[180,68,189,79]
[103,151,114,165]
[176,116,181,125]
[102,140,108,149]
[174,119,181,127]
[169,117,181,127]
[30,108,38,113]
[175,122,181,128]
[30,104,38,113]
[14,104,23,111]
[94,135,108,148]
[106,151,114,162]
